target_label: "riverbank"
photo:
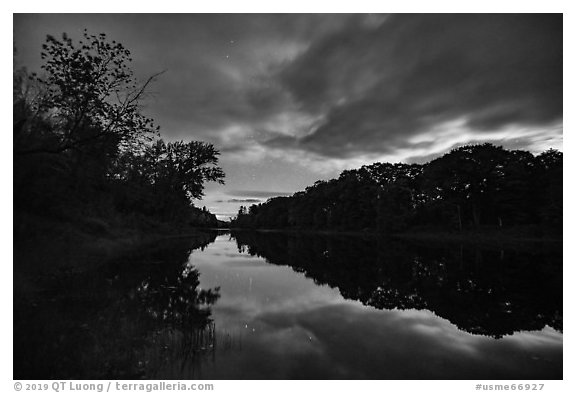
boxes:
[14,211,217,299]
[394,229,561,247]
[16,211,211,259]
[229,226,562,248]
[13,216,220,380]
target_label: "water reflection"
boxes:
[14,233,220,379]
[14,231,562,379]
[231,231,562,338]
[188,233,561,379]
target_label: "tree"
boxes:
[14,31,226,230]
[162,141,225,200]
[377,184,413,234]
[16,31,161,156]
[535,149,562,231]
[111,139,225,222]
[229,143,560,235]
[422,144,510,229]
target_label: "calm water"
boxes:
[14,231,562,379]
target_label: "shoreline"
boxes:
[228,226,562,246]
[14,212,219,293]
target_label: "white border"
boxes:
[3,2,573,392]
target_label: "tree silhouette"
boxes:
[14,31,225,232]
[112,139,225,223]
[231,143,562,236]
[16,31,162,156]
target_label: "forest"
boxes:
[14,31,226,242]
[232,143,562,236]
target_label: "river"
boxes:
[14,231,562,379]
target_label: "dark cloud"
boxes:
[14,13,562,197]
[13,14,353,144]
[228,190,293,199]
[224,198,262,203]
[404,140,526,165]
[271,14,562,158]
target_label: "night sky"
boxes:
[13,14,563,220]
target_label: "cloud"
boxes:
[15,14,562,189]
[270,14,562,159]
[138,14,360,147]
[14,14,353,144]
[228,190,293,199]
[224,198,262,203]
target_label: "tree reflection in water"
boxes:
[15,231,563,379]
[231,231,562,338]
[14,233,220,379]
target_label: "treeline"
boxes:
[14,31,224,237]
[232,144,562,235]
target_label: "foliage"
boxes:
[16,31,160,156]
[232,143,562,235]
[14,31,224,232]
